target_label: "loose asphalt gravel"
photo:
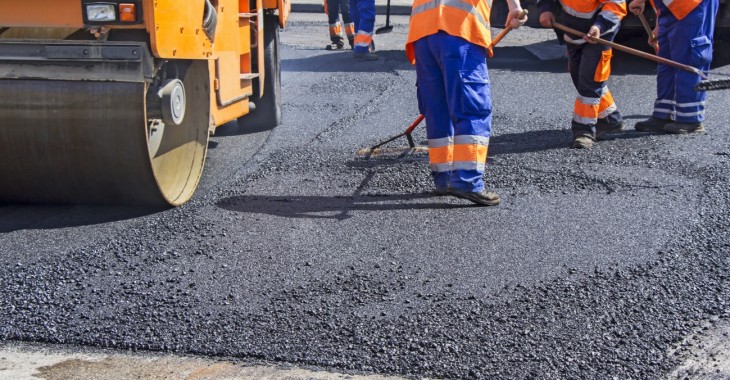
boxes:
[1,14,730,379]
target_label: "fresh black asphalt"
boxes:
[1,17,729,379]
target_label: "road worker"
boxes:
[538,0,627,149]
[350,0,377,60]
[405,0,527,205]
[629,0,719,134]
[324,0,355,50]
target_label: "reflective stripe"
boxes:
[656,99,677,105]
[453,161,486,172]
[428,136,453,148]
[653,108,676,115]
[431,162,486,172]
[574,115,598,124]
[562,3,597,19]
[411,0,491,29]
[598,103,617,118]
[676,101,706,108]
[453,135,489,146]
[430,163,452,172]
[598,89,616,115]
[676,110,704,117]
[577,94,601,105]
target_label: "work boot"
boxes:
[449,189,501,206]
[595,119,624,140]
[571,135,595,149]
[325,36,345,50]
[634,117,673,132]
[347,36,355,50]
[663,122,705,134]
[353,51,378,61]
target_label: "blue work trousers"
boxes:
[414,32,492,193]
[349,0,375,53]
[653,0,718,123]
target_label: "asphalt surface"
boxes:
[2,14,730,379]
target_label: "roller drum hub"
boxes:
[160,79,186,126]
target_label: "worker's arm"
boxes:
[591,0,627,37]
[505,0,527,29]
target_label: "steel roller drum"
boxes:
[0,61,210,206]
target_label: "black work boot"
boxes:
[663,122,705,134]
[571,122,596,149]
[572,135,595,149]
[595,119,624,140]
[449,189,501,206]
[325,36,345,50]
[634,117,673,132]
[347,36,355,50]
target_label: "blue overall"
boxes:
[414,32,492,193]
[349,0,376,53]
[652,0,718,123]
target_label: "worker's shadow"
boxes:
[489,122,657,156]
[216,172,470,219]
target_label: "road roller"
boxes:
[0,0,289,206]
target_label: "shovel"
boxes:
[552,22,730,91]
[375,0,393,34]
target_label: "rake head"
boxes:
[694,79,730,92]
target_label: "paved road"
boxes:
[1,13,730,380]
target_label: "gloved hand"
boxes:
[506,8,528,29]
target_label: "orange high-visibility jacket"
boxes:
[537,0,626,33]
[649,0,702,20]
[405,0,494,63]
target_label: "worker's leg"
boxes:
[414,34,453,192]
[349,0,359,31]
[665,0,717,131]
[326,0,344,48]
[353,0,375,54]
[571,39,621,146]
[437,33,491,193]
[340,0,355,48]
[635,13,678,131]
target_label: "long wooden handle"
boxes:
[490,9,529,48]
[552,22,708,80]
[637,12,657,43]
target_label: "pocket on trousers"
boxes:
[690,35,713,67]
[594,48,612,83]
[459,69,491,116]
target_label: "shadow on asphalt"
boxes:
[489,127,655,155]
[217,193,470,219]
[0,205,157,233]
[282,50,413,73]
